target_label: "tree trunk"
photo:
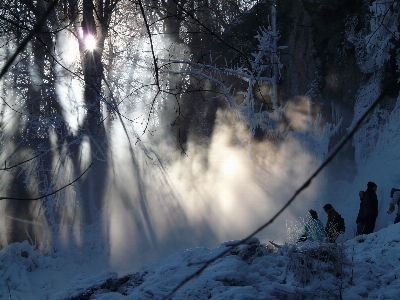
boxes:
[75,0,112,223]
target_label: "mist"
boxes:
[0,0,398,283]
[91,93,337,274]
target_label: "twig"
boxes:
[0,0,59,80]
[0,162,93,201]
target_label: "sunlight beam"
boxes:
[84,35,96,51]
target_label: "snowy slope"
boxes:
[0,1,399,299]
[2,224,400,299]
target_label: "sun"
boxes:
[84,35,96,51]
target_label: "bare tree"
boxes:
[0,0,260,246]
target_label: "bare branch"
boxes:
[0,0,59,80]
[0,162,93,201]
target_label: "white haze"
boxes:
[97,95,338,274]
[1,0,399,297]
[2,92,400,299]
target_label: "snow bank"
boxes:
[5,224,398,299]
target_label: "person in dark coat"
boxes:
[359,181,378,234]
[323,204,344,243]
[356,191,364,235]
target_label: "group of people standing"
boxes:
[299,181,400,244]
[299,203,345,244]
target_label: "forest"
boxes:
[0,0,399,286]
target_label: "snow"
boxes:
[1,1,400,299]
[2,97,400,299]
[3,63,400,300]
[2,225,400,299]
[4,93,400,299]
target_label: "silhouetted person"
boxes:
[359,181,378,234]
[323,204,345,243]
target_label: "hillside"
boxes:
[2,224,400,299]
[1,1,399,299]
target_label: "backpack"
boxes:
[337,214,346,233]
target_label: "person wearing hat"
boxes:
[359,181,378,234]
[298,209,326,243]
[323,204,344,243]
[387,188,400,224]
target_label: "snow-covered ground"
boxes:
[1,223,400,299]
[2,97,400,299]
[2,11,400,297]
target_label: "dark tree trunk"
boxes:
[73,0,114,223]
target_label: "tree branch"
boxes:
[0,0,59,80]
[0,162,93,201]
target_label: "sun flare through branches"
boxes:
[84,34,96,51]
